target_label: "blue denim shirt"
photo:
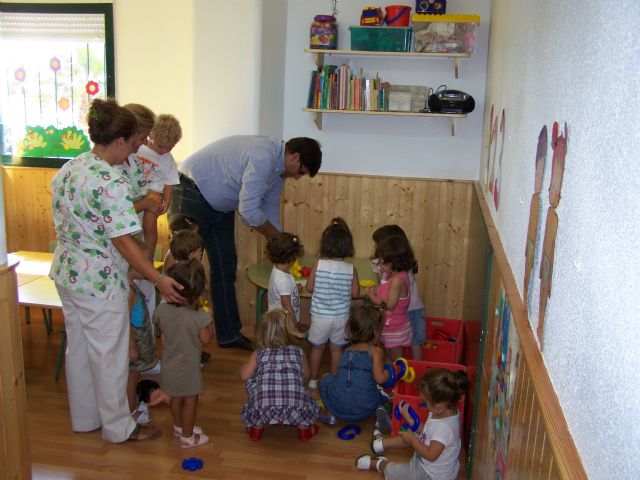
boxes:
[179,136,285,230]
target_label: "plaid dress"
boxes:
[241,345,319,427]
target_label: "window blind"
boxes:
[0,12,105,40]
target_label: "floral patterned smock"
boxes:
[49,152,141,299]
[119,153,151,202]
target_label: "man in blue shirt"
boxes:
[176,136,322,350]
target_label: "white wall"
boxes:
[282,0,491,179]
[480,1,640,478]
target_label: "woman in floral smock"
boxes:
[49,98,183,443]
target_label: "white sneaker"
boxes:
[142,360,161,375]
[308,379,318,389]
[134,402,152,425]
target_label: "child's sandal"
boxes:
[180,432,210,449]
[356,454,388,472]
[371,434,385,454]
[173,424,203,437]
[297,424,319,441]
[127,424,162,442]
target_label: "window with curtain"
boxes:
[0,3,114,167]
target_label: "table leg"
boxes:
[41,308,53,335]
[24,306,30,325]
[256,287,267,326]
[55,330,67,381]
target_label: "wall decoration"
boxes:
[484,105,497,192]
[538,122,568,345]
[489,109,506,210]
[523,126,548,313]
[487,287,521,480]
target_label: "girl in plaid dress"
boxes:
[240,309,320,441]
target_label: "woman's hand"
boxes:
[156,275,184,304]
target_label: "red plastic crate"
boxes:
[403,316,465,363]
[390,360,466,437]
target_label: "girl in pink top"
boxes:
[365,236,413,360]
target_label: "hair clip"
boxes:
[292,236,298,243]
[185,218,192,225]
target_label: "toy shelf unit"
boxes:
[304,48,471,79]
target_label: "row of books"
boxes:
[307,64,389,112]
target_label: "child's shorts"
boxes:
[408,308,426,345]
[308,315,348,346]
[385,453,432,480]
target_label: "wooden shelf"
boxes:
[304,48,471,78]
[303,108,465,136]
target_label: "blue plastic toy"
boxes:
[181,457,204,471]
[394,402,421,432]
[337,424,362,440]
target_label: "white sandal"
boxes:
[173,424,203,437]
[180,432,210,449]
[356,454,387,473]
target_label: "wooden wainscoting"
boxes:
[471,183,586,479]
[2,167,488,325]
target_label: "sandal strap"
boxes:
[375,456,387,473]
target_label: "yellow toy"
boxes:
[290,258,302,279]
[360,279,376,288]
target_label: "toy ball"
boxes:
[181,457,204,471]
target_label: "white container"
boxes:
[388,91,412,112]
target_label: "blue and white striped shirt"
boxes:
[310,259,354,318]
[179,136,285,230]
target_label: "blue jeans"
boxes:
[173,176,242,345]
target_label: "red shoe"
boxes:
[297,424,319,441]
[247,426,264,441]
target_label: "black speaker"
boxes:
[428,89,475,114]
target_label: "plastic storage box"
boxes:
[391,360,466,436]
[349,26,413,52]
[412,14,480,54]
[403,316,464,363]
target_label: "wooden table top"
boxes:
[246,255,377,298]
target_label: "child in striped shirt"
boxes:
[306,217,360,389]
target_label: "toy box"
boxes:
[403,316,465,363]
[391,360,466,436]
[412,14,479,54]
[349,26,413,52]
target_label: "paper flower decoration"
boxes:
[14,68,26,82]
[58,97,70,111]
[85,80,99,96]
[50,57,61,72]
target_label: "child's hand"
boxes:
[399,401,414,424]
[158,201,169,215]
[296,283,303,293]
[399,429,417,446]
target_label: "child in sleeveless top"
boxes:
[240,309,320,441]
[319,304,390,422]
[372,225,425,360]
[306,217,360,389]
[365,236,413,361]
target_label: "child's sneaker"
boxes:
[318,412,337,426]
[134,402,152,425]
[374,405,391,434]
[308,378,319,389]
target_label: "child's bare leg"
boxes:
[411,344,423,361]
[379,434,410,450]
[309,343,326,380]
[170,396,184,431]
[388,347,403,362]
[179,395,199,437]
[142,210,158,261]
[328,344,344,375]
[127,371,139,412]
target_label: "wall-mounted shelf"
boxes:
[303,108,465,136]
[304,48,471,79]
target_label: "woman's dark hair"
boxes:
[375,235,416,274]
[87,98,137,145]
[168,214,199,234]
[320,217,354,259]
[345,303,384,343]
[419,368,470,410]
[266,232,303,264]
[166,259,205,308]
[170,230,204,261]
[285,137,322,177]
[372,224,418,274]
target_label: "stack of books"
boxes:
[307,64,388,112]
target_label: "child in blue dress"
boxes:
[319,304,390,422]
[240,309,320,441]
